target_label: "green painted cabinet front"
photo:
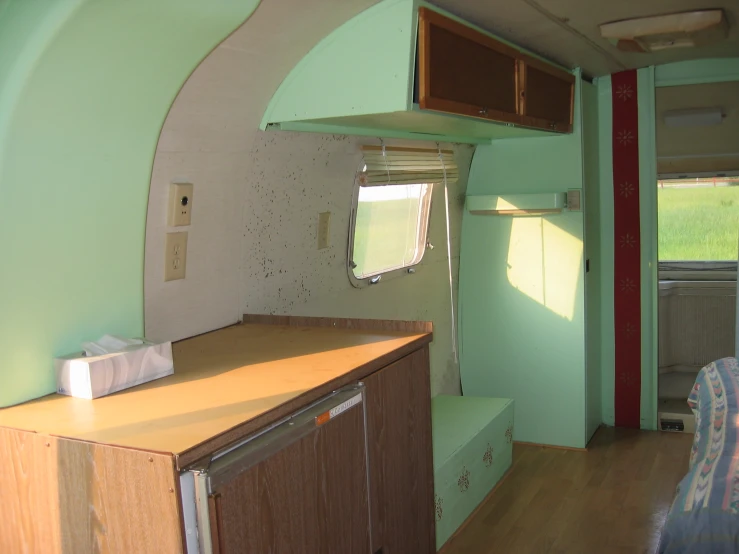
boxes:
[458,76,597,449]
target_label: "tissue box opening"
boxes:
[55,341,174,399]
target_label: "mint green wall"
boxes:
[582,81,602,440]
[262,0,414,125]
[0,0,260,407]
[655,58,739,87]
[637,67,658,430]
[459,76,589,448]
[596,75,616,427]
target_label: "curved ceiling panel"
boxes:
[430,0,738,76]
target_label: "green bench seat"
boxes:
[431,395,514,550]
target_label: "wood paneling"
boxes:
[214,400,370,553]
[0,428,62,552]
[440,428,693,554]
[242,313,433,333]
[0,323,431,468]
[0,428,182,554]
[417,8,574,134]
[519,55,575,133]
[209,494,225,554]
[364,347,435,554]
[418,8,520,125]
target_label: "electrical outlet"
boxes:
[168,183,194,227]
[317,212,331,250]
[164,232,188,281]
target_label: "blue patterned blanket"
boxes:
[659,357,739,553]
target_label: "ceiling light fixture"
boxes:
[600,9,728,53]
[663,107,724,127]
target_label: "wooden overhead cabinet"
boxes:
[417,7,574,134]
[518,55,576,133]
[262,0,577,142]
[418,7,520,125]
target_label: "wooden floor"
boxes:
[441,427,694,554]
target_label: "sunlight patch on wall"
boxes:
[507,217,583,321]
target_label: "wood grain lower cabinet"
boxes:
[0,323,434,554]
[364,347,435,554]
[202,387,371,554]
[0,428,183,554]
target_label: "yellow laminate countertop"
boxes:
[0,323,431,466]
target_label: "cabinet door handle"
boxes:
[478,107,488,116]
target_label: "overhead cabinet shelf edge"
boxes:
[261,0,576,143]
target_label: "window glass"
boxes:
[351,183,433,279]
[658,177,739,261]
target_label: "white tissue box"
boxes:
[55,341,174,399]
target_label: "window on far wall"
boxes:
[350,182,433,279]
[348,145,457,285]
[658,176,739,279]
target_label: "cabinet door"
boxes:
[519,55,575,133]
[418,8,520,125]
[364,347,435,554]
[207,389,371,554]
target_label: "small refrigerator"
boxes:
[180,384,371,554]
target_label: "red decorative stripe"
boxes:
[612,70,641,428]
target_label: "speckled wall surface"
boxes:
[145,0,379,343]
[240,132,473,395]
[145,0,474,396]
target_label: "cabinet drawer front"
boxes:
[521,60,574,130]
[419,8,519,121]
[197,387,371,554]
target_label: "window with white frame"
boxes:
[348,146,457,283]
[351,183,433,279]
[658,175,739,280]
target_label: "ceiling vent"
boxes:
[600,9,729,52]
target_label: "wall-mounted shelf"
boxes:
[261,0,576,145]
[466,193,568,215]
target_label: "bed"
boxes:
[659,357,739,553]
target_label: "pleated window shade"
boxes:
[359,146,458,186]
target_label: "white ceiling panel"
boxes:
[431,0,739,76]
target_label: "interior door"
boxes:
[195,386,371,554]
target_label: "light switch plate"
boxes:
[317,212,331,250]
[567,189,582,211]
[164,232,188,281]
[168,183,194,227]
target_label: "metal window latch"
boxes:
[369,275,381,285]
[426,242,434,250]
